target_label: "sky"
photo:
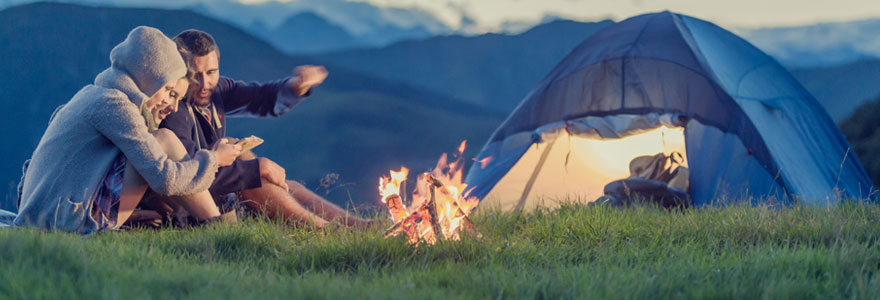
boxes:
[238,0,880,31]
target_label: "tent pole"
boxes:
[514,137,557,211]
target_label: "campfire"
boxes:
[379,141,483,244]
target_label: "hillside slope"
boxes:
[839,96,880,187]
[790,59,880,121]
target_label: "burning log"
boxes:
[424,173,482,239]
[425,176,444,241]
[383,194,408,224]
[383,209,425,244]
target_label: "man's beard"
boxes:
[190,93,211,107]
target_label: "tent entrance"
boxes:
[480,126,688,211]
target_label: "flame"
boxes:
[380,141,482,244]
[379,167,409,223]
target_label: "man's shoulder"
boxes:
[215,76,238,90]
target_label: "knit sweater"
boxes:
[14,26,219,234]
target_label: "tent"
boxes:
[464,11,873,211]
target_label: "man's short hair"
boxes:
[173,29,219,58]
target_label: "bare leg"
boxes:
[237,150,330,227]
[286,180,372,227]
[116,160,149,226]
[240,180,331,228]
[237,151,369,227]
[116,129,221,226]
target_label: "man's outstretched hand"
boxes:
[258,157,289,191]
[289,65,328,96]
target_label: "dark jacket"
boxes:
[160,76,306,195]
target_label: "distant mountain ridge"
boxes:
[250,11,363,55]
[0,0,449,54]
[737,18,880,68]
[0,2,504,210]
[312,19,614,113]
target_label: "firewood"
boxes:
[425,179,445,241]
[401,179,408,206]
[425,173,443,188]
[384,194,408,223]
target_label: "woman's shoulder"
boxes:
[71,85,140,124]
[73,85,137,110]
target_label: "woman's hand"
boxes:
[211,139,241,167]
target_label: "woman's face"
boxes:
[145,78,188,125]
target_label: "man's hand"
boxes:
[258,157,289,191]
[288,65,328,96]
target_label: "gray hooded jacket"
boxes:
[12,26,219,234]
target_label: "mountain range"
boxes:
[0,0,448,54]
[4,0,880,66]
[737,19,880,68]
[0,2,504,210]
[248,11,363,55]
[312,19,614,113]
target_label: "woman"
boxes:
[14,26,240,234]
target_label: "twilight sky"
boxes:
[240,0,880,31]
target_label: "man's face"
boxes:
[188,50,220,107]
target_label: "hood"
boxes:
[94,26,186,108]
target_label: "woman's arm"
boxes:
[87,93,219,196]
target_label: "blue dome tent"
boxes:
[464,11,872,211]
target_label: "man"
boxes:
[159,29,370,228]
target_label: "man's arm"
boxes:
[218,76,304,118]
[219,65,327,118]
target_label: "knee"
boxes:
[238,150,257,160]
[152,128,187,161]
[286,180,305,191]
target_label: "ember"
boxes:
[379,141,483,244]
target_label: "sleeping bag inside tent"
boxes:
[464,11,872,211]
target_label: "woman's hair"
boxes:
[175,42,197,84]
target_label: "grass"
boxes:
[2,201,880,299]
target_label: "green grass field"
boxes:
[2,202,880,299]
